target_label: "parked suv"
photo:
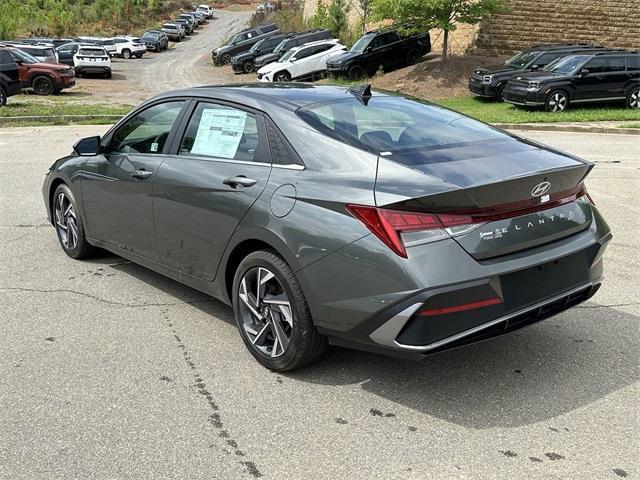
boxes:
[196,4,214,19]
[503,50,640,112]
[231,33,295,73]
[5,46,75,95]
[254,29,332,69]
[0,47,22,106]
[112,37,146,59]
[5,43,58,63]
[162,22,186,41]
[212,23,279,65]
[326,28,431,79]
[469,43,607,100]
[174,18,193,35]
[74,45,112,78]
[140,30,169,51]
[257,39,346,82]
[56,42,84,66]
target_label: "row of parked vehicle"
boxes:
[469,43,640,112]
[0,4,214,106]
[212,23,432,83]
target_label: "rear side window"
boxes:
[179,103,263,162]
[0,49,14,64]
[110,101,185,154]
[587,57,626,73]
[627,55,640,71]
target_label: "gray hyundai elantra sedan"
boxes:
[42,84,611,370]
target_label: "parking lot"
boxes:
[0,125,638,479]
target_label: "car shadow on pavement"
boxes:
[92,255,638,429]
[290,304,639,429]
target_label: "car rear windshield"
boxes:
[163,24,177,29]
[297,96,509,158]
[78,48,105,56]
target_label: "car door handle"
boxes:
[131,169,153,179]
[223,175,258,188]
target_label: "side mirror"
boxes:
[530,64,540,71]
[580,68,590,76]
[365,46,373,53]
[290,57,296,62]
[15,59,23,65]
[73,136,101,156]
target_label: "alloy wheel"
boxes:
[629,89,640,109]
[238,267,293,358]
[0,88,6,106]
[242,60,254,73]
[54,192,78,250]
[548,92,567,112]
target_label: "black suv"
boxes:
[503,50,640,112]
[212,24,279,65]
[253,29,332,69]
[0,47,22,106]
[231,33,295,73]
[326,28,430,79]
[140,30,169,52]
[469,43,607,100]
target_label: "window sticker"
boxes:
[150,142,159,152]
[191,108,247,159]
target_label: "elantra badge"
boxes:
[531,181,551,198]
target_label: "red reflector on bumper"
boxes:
[419,297,502,317]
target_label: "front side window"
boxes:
[505,50,540,69]
[179,103,262,162]
[350,36,372,53]
[110,101,185,154]
[546,54,590,74]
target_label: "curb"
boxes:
[496,123,640,135]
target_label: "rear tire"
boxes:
[545,90,569,113]
[406,49,421,66]
[627,86,640,109]
[232,250,328,371]
[32,75,54,95]
[0,86,6,106]
[52,184,95,259]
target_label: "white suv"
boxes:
[257,39,346,82]
[196,4,213,18]
[112,37,147,59]
[73,46,112,78]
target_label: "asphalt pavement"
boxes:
[0,127,638,479]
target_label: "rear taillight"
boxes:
[346,205,484,258]
[347,186,592,258]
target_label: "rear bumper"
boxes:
[75,66,110,74]
[303,206,612,359]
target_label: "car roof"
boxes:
[155,84,391,110]
[292,39,339,50]
[523,43,602,52]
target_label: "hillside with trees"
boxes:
[0,0,196,39]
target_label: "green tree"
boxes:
[372,0,508,60]
[327,0,349,40]
[353,0,373,34]
[309,1,329,30]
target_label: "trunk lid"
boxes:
[375,136,594,259]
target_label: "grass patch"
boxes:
[1,95,131,126]
[620,123,640,129]
[434,96,640,124]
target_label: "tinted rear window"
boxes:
[79,48,105,56]
[297,96,508,157]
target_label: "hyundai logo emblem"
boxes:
[531,181,551,197]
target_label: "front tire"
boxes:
[627,87,640,109]
[273,71,291,82]
[52,184,95,259]
[32,75,54,95]
[242,60,255,73]
[545,90,569,113]
[346,64,366,80]
[232,250,327,371]
[220,53,231,65]
[406,49,421,66]
[122,48,131,59]
[0,86,6,106]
